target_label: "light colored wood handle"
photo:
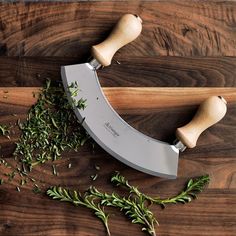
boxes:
[91,14,142,66]
[176,96,227,148]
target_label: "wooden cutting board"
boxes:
[0,2,235,236]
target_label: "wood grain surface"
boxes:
[0,1,236,57]
[0,2,235,236]
[1,87,236,112]
[0,57,235,87]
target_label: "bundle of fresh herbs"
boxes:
[47,172,210,236]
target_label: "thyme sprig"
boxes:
[47,174,209,236]
[111,172,210,208]
[156,175,210,207]
[88,186,157,236]
[47,186,110,235]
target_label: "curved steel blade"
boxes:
[61,63,179,179]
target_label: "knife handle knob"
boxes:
[91,14,142,67]
[176,96,227,149]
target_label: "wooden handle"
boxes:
[176,96,227,149]
[91,14,142,67]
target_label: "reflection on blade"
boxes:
[61,63,179,179]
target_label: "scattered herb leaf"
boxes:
[30,177,36,182]
[0,124,9,136]
[52,164,57,176]
[95,165,100,171]
[20,179,26,186]
[32,184,41,194]
[4,171,16,181]
[90,174,98,181]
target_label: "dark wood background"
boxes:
[0,2,235,236]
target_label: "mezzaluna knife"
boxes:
[61,14,227,178]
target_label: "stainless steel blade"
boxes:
[61,63,179,179]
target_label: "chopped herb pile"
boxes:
[47,172,210,236]
[14,80,89,171]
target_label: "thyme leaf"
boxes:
[0,124,10,136]
[68,82,87,110]
[90,174,98,181]
[33,184,42,194]
[52,164,57,176]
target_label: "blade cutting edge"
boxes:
[61,63,179,178]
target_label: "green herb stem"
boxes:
[47,187,110,236]
[47,173,210,236]
[111,172,210,207]
[88,186,157,236]
[154,175,210,206]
